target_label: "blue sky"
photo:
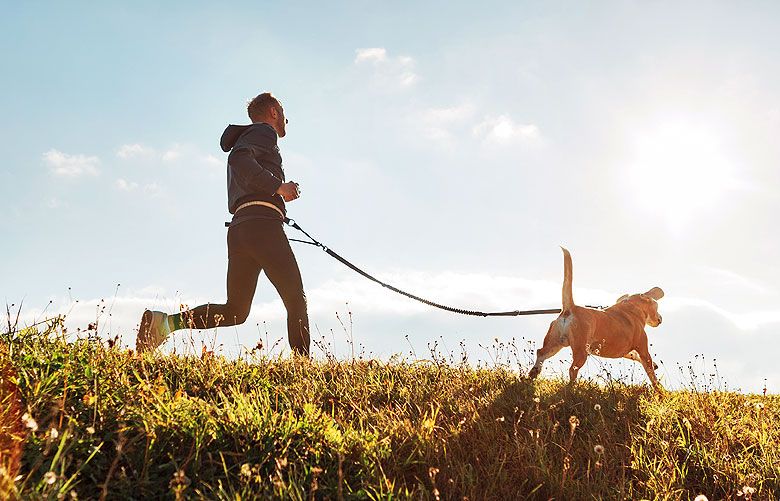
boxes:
[3,1,780,393]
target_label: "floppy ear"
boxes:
[643,287,664,300]
[616,294,630,303]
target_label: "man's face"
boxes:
[273,104,287,138]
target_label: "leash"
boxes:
[283,218,576,317]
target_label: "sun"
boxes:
[625,119,738,232]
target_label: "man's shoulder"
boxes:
[236,122,277,148]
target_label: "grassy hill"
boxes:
[1,321,778,500]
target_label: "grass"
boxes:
[1,318,778,500]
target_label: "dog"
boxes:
[527,247,664,389]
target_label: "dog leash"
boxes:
[282,218,584,317]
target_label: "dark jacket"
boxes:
[220,122,286,223]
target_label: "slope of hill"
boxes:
[1,323,778,500]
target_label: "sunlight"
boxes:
[625,120,738,232]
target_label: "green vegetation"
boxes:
[1,320,778,500]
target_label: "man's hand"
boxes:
[276,181,301,202]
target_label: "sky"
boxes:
[2,1,780,393]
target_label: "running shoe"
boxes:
[136,310,171,353]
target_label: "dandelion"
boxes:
[86,426,95,435]
[694,495,709,501]
[44,471,57,485]
[594,404,601,411]
[594,444,605,454]
[22,412,38,432]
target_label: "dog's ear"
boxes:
[616,294,631,303]
[643,287,664,300]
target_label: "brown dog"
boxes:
[528,248,664,389]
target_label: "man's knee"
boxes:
[225,303,251,325]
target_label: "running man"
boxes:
[136,92,310,356]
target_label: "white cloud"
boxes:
[202,154,222,167]
[115,178,139,192]
[473,115,542,145]
[418,103,477,146]
[354,47,418,88]
[43,149,100,177]
[665,296,780,331]
[47,197,60,209]
[354,48,387,64]
[143,182,162,196]
[117,144,155,159]
[162,144,183,162]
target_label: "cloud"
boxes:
[354,47,418,88]
[162,144,183,162]
[115,178,139,192]
[355,48,387,64]
[665,296,780,331]
[43,149,100,177]
[473,115,542,145]
[116,144,155,159]
[417,103,477,147]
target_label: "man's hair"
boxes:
[247,92,281,122]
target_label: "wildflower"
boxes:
[741,485,756,495]
[533,397,540,403]
[86,426,95,435]
[694,495,709,501]
[49,428,59,439]
[22,412,38,432]
[569,415,580,433]
[594,444,605,454]
[594,404,601,411]
[169,470,190,490]
[495,416,505,422]
[44,471,57,485]
[240,463,252,478]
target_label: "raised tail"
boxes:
[560,247,574,314]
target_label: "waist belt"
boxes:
[235,201,285,220]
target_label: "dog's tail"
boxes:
[561,247,574,314]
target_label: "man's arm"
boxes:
[228,126,283,195]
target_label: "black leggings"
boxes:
[184,218,310,356]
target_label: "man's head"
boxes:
[247,92,287,137]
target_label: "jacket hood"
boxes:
[220,124,254,152]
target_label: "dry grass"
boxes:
[1,318,778,500]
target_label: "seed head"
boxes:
[22,412,38,432]
[86,426,95,435]
[694,495,709,501]
[594,404,601,411]
[44,471,57,485]
[594,444,605,454]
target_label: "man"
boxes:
[136,92,310,356]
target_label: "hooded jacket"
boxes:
[220,122,286,225]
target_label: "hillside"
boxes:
[1,323,778,500]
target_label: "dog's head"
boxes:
[615,287,664,327]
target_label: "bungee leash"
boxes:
[282,218,595,317]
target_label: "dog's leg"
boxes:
[625,350,658,370]
[635,339,662,390]
[568,347,588,384]
[529,324,564,380]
